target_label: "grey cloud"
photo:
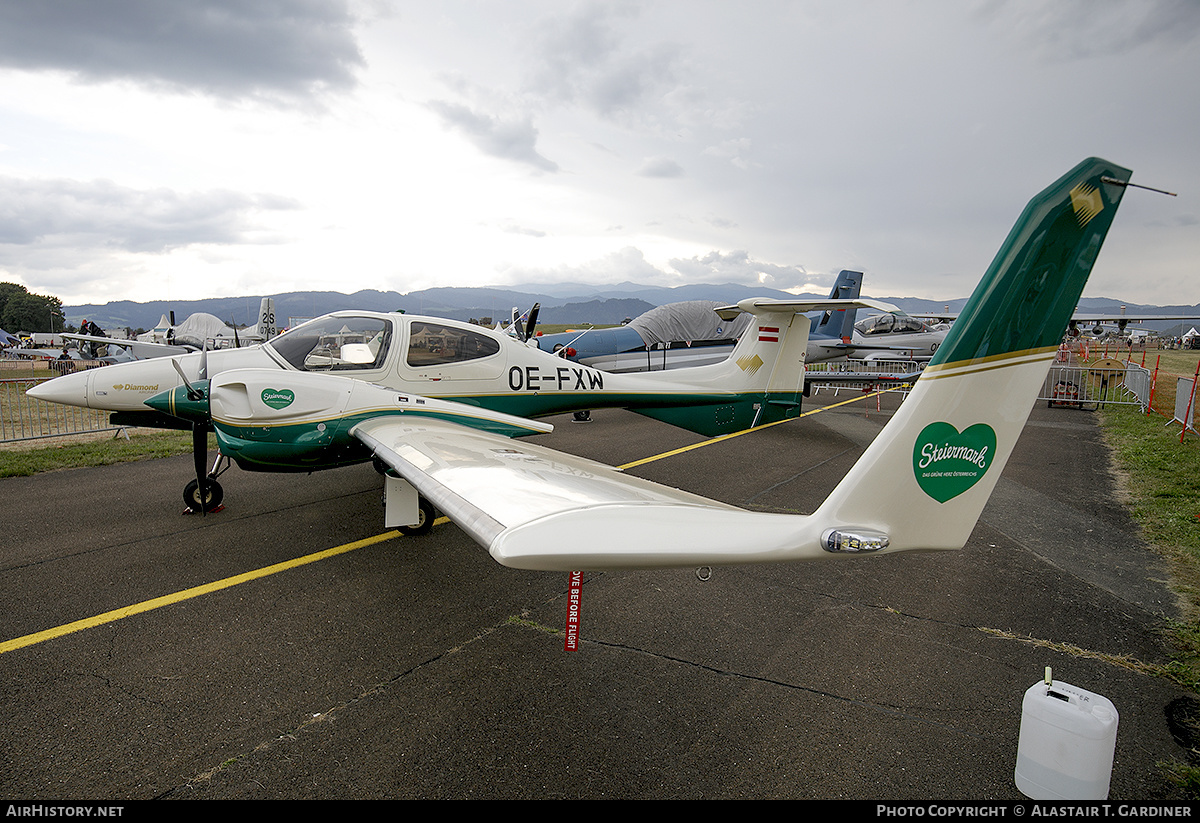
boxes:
[526,4,682,124]
[428,100,559,172]
[0,0,364,102]
[0,177,298,254]
[975,0,1200,60]
[503,246,827,292]
[668,250,812,289]
[499,223,548,238]
[636,156,683,178]
[498,246,668,286]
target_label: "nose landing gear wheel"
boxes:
[184,477,224,513]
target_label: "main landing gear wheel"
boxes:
[184,477,224,513]
[397,496,436,537]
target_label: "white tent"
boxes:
[138,312,237,347]
[173,313,238,346]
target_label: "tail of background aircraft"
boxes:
[812,270,864,341]
[256,298,278,340]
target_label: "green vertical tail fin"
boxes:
[815,158,1132,552]
[930,159,1132,367]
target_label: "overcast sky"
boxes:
[0,0,1196,307]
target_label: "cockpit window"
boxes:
[855,314,929,336]
[407,322,501,367]
[268,316,391,371]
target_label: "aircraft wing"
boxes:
[806,366,925,385]
[815,340,928,352]
[352,415,755,569]
[1069,313,1200,323]
[914,312,1200,325]
[62,333,194,358]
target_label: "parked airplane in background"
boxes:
[814,311,949,361]
[534,270,871,372]
[63,298,279,361]
[827,304,1200,362]
[60,333,191,361]
[29,158,1143,571]
[1065,309,1200,338]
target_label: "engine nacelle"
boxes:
[204,368,551,472]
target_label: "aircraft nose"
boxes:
[26,370,90,408]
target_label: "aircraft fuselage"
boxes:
[28,310,785,472]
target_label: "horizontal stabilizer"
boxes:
[714,298,901,321]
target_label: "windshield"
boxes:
[268,316,392,371]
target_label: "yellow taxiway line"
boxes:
[619,387,900,469]
[1,388,902,655]
[0,531,404,655]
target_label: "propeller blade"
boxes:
[525,303,540,340]
[512,307,526,341]
[170,357,203,402]
[199,339,209,380]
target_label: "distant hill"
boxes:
[65,284,1200,333]
[65,283,801,330]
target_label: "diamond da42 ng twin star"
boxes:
[30,158,1140,570]
[30,284,906,526]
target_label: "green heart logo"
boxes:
[261,388,295,410]
[912,422,997,503]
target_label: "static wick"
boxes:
[1101,177,1177,197]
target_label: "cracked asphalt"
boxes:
[0,393,1193,799]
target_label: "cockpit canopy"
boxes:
[267,314,505,374]
[854,314,930,336]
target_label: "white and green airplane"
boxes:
[30,158,1135,570]
[28,295,908,525]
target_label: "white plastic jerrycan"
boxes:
[1015,668,1119,800]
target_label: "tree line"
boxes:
[0,283,65,334]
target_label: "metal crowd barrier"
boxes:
[0,376,120,443]
[1039,361,1150,411]
[807,359,925,398]
[805,358,1151,413]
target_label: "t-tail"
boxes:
[483,158,1133,569]
[810,157,1131,554]
[627,274,896,435]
